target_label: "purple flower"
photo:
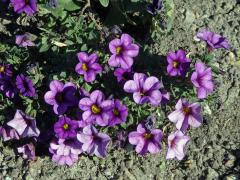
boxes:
[7,109,40,138]
[17,143,36,161]
[128,123,163,155]
[11,0,37,16]
[75,52,102,83]
[114,68,133,83]
[108,99,128,126]
[54,116,78,139]
[191,62,214,99]
[167,49,191,77]
[168,99,203,132]
[0,125,19,141]
[166,131,190,160]
[79,90,114,126]
[108,34,139,69]
[77,125,111,158]
[0,78,17,98]
[0,64,12,79]
[44,80,78,115]
[123,73,163,106]
[196,30,231,50]
[49,138,82,166]
[16,74,36,97]
[146,0,162,15]
[16,34,35,47]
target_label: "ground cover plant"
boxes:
[0,0,239,179]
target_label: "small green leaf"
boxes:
[99,0,109,7]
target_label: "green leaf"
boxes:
[59,0,81,11]
[99,0,109,7]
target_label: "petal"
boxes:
[123,44,139,57]
[128,132,141,145]
[44,91,56,105]
[77,52,89,62]
[90,90,104,104]
[84,71,96,82]
[168,110,184,123]
[197,87,207,99]
[109,39,121,54]
[50,80,64,92]
[120,34,133,46]
[143,77,160,92]
[148,141,160,154]
[120,56,134,69]
[166,149,176,159]
[79,97,92,111]
[123,80,138,93]
[148,90,162,106]
[108,55,120,67]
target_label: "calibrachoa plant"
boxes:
[0,0,232,167]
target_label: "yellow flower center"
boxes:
[63,123,69,130]
[91,104,101,114]
[0,66,5,73]
[82,63,88,71]
[183,107,191,114]
[113,108,119,116]
[116,47,122,55]
[143,133,152,140]
[173,61,179,68]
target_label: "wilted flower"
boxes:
[124,73,164,106]
[108,34,139,69]
[0,78,17,98]
[196,30,231,50]
[166,131,190,160]
[77,125,111,158]
[0,125,19,141]
[0,64,12,79]
[108,99,128,126]
[49,138,82,166]
[17,143,36,161]
[75,52,102,83]
[79,90,113,126]
[16,34,35,47]
[54,116,78,139]
[146,0,162,15]
[44,80,78,115]
[11,0,37,16]
[128,123,163,155]
[167,49,191,77]
[168,99,203,132]
[7,110,40,138]
[16,74,36,97]
[114,68,133,83]
[191,61,214,99]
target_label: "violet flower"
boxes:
[17,143,36,161]
[49,138,82,166]
[166,131,190,160]
[146,0,162,15]
[114,68,133,83]
[128,123,163,155]
[75,52,102,83]
[167,49,191,77]
[16,34,35,47]
[44,80,78,115]
[108,99,128,126]
[0,64,12,79]
[0,78,17,98]
[191,61,214,99]
[77,125,111,158]
[108,34,139,69]
[123,73,163,106]
[0,125,19,141]
[11,0,37,16]
[54,116,78,139]
[7,109,40,138]
[16,74,36,97]
[79,90,114,126]
[196,30,231,50]
[168,99,203,132]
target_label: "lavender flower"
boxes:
[75,52,102,83]
[44,80,78,115]
[77,125,111,158]
[17,143,36,161]
[146,0,162,15]
[54,116,78,139]
[108,99,128,126]
[0,78,17,98]
[191,61,214,99]
[167,49,191,76]
[123,73,163,106]
[166,131,190,160]
[108,34,139,69]
[7,110,40,138]
[0,64,12,79]
[49,138,82,166]
[196,30,231,50]
[0,125,19,141]
[128,123,163,155]
[168,99,203,132]
[79,90,113,126]
[16,34,35,47]
[114,68,133,83]
[11,0,37,16]
[16,74,36,97]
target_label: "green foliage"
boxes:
[99,0,109,7]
